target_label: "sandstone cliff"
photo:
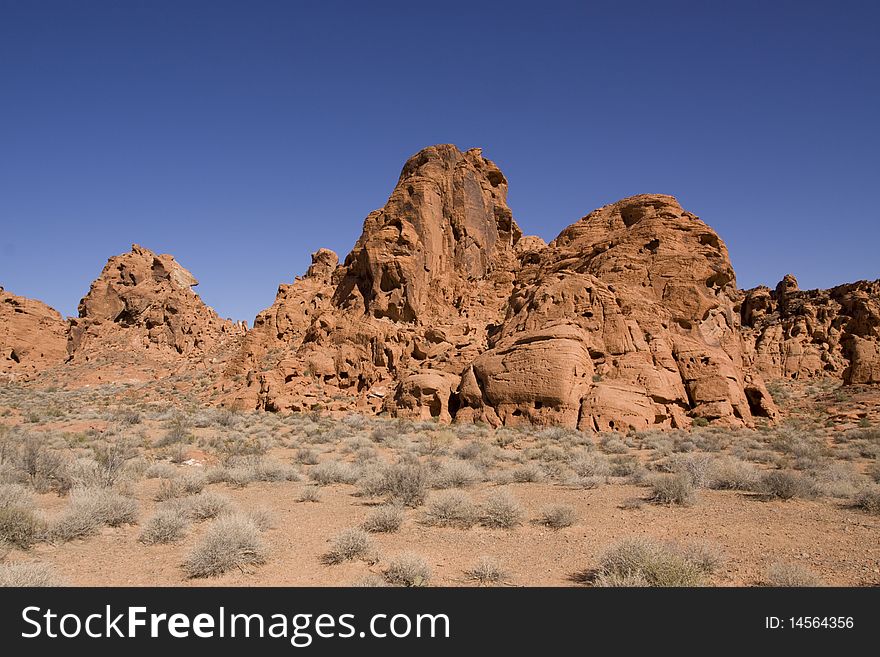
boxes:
[0,287,68,379]
[741,275,880,385]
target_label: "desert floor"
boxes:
[1,377,878,587]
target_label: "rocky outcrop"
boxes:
[223,145,524,414]
[227,146,781,430]
[0,287,68,379]
[741,275,880,384]
[68,245,245,370]
[455,195,777,430]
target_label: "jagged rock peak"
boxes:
[334,144,523,322]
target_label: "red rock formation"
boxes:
[68,245,245,374]
[741,275,880,384]
[0,287,68,379]
[456,194,777,430]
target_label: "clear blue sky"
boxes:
[2,0,878,323]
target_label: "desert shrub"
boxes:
[232,508,274,531]
[211,434,270,465]
[431,460,481,488]
[249,460,300,483]
[294,448,320,465]
[139,508,189,545]
[182,514,267,578]
[157,414,192,446]
[309,461,360,486]
[565,475,604,489]
[162,491,231,521]
[706,456,760,491]
[465,556,507,585]
[537,504,576,529]
[809,462,867,498]
[511,463,544,483]
[609,455,642,478]
[760,470,818,500]
[297,486,321,503]
[362,506,404,533]
[50,488,138,541]
[867,460,880,483]
[670,454,714,488]
[351,575,386,587]
[92,437,139,487]
[765,562,824,587]
[569,453,611,478]
[649,474,697,506]
[144,462,178,479]
[367,462,429,508]
[321,528,377,565]
[112,408,142,425]
[454,441,485,461]
[0,506,44,549]
[383,553,431,587]
[599,435,628,454]
[423,491,479,528]
[0,483,31,509]
[15,435,66,491]
[852,487,880,515]
[481,491,523,529]
[0,562,61,587]
[594,538,721,587]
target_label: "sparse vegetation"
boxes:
[50,488,139,541]
[139,508,189,544]
[593,538,722,587]
[423,491,479,528]
[0,562,62,587]
[362,505,404,533]
[764,562,824,587]
[649,474,697,506]
[464,556,508,585]
[481,490,523,529]
[383,553,431,587]
[182,513,268,578]
[760,470,818,500]
[321,528,377,565]
[537,504,576,529]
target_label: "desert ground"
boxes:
[1,377,878,587]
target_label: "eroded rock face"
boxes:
[68,245,245,369]
[0,287,68,379]
[224,144,525,415]
[456,195,776,430]
[741,276,880,384]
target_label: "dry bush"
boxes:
[464,556,508,585]
[321,528,377,565]
[423,491,479,528]
[182,514,267,578]
[0,505,44,549]
[359,462,428,508]
[161,491,231,521]
[852,487,880,515]
[297,486,321,503]
[569,453,611,478]
[309,461,360,486]
[362,505,404,533]
[294,448,320,465]
[537,504,576,529]
[760,470,819,500]
[670,454,714,488]
[481,490,523,529]
[383,553,431,587]
[50,488,138,541]
[139,508,189,545]
[649,474,697,506]
[511,463,544,483]
[0,562,62,587]
[594,538,722,587]
[431,460,481,489]
[706,456,760,491]
[144,462,178,479]
[765,562,824,587]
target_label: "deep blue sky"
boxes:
[2,1,878,322]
